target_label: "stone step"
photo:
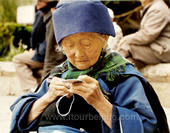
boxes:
[138,64,170,108]
[0,62,23,96]
[0,61,43,96]
[139,63,170,82]
[0,62,16,76]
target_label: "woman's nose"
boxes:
[75,45,85,57]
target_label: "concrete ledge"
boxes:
[0,61,43,96]
[139,63,170,82]
[0,62,16,77]
[0,76,23,96]
[138,63,170,108]
[0,62,22,96]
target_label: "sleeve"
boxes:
[10,80,49,133]
[30,11,45,50]
[101,76,157,133]
[122,8,168,46]
[32,39,46,62]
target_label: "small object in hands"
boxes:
[47,76,54,86]
[62,79,83,83]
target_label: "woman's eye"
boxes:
[65,42,75,49]
[81,39,91,46]
[67,44,74,48]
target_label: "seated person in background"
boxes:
[12,9,46,92]
[107,8,123,50]
[41,0,67,79]
[10,0,169,133]
[117,0,170,68]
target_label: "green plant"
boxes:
[13,24,32,49]
[0,22,16,56]
[0,38,25,61]
[0,22,32,60]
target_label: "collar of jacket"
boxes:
[43,10,52,24]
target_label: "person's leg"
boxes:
[118,43,161,63]
[129,45,161,65]
[12,50,44,91]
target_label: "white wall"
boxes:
[17,5,35,25]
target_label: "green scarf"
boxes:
[49,48,132,99]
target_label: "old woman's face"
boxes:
[61,32,107,70]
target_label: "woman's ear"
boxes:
[105,35,109,42]
[103,35,109,48]
[60,44,66,55]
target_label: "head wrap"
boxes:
[52,0,115,44]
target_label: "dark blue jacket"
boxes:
[31,11,46,62]
[10,65,169,133]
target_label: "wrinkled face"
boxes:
[61,32,107,70]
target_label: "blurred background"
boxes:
[0,0,35,61]
[0,0,169,62]
[0,0,170,132]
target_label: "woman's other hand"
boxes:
[70,75,105,107]
[47,77,72,102]
[70,75,113,128]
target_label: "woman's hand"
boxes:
[27,77,72,125]
[70,75,113,128]
[46,77,72,103]
[69,75,105,107]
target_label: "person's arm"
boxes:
[10,80,48,132]
[27,93,53,125]
[118,8,168,46]
[92,94,113,128]
[27,77,71,125]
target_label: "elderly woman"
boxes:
[10,0,168,133]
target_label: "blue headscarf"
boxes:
[52,0,115,44]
